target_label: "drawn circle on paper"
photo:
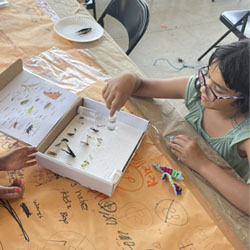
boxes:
[117,166,144,192]
[117,202,153,230]
[43,231,96,250]
[155,199,189,226]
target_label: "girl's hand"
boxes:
[102,72,141,117]
[0,146,37,172]
[169,135,210,173]
[0,178,24,200]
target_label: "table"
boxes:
[0,0,248,249]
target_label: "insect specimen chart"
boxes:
[0,70,78,147]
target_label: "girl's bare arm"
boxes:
[170,136,250,215]
[102,72,189,116]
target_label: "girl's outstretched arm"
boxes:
[169,135,250,215]
[102,72,189,117]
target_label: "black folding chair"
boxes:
[198,10,250,61]
[85,0,96,20]
[98,0,150,55]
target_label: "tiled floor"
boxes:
[90,0,249,114]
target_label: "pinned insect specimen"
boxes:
[55,142,61,147]
[61,139,76,158]
[80,134,91,146]
[79,117,84,125]
[47,151,57,156]
[61,138,69,143]
[67,128,77,136]
[97,138,103,143]
[48,140,63,156]
[81,160,89,168]
[90,127,99,133]
[97,124,106,127]
[80,140,89,146]
[61,147,76,158]
[97,138,103,147]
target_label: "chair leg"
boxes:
[85,0,97,20]
[197,29,231,61]
[92,0,97,20]
[198,12,249,61]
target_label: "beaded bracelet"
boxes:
[152,163,183,196]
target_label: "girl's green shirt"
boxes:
[185,76,249,183]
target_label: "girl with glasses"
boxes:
[0,146,37,200]
[102,39,250,215]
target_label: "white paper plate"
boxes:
[54,16,104,42]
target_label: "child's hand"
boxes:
[169,135,210,173]
[0,146,37,171]
[102,72,140,117]
[0,177,24,200]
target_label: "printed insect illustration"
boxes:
[43,102,51,110]
[25,125,33,134]
[26,106,34,115]
[13,121,18,128]
[20,99,29,105]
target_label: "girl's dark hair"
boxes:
[196,39,250,114]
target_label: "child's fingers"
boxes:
[105,92,116,110]
[26,160,37,167]
[170,148,182,161]
[26,146,37,155]
[169,142,183,152]
[0,186,22,200]
[10,146,36,157]
[110,94,123,117]
[27,154,36,161]
[118,96,127,110]
[12,178,25,197]
[170,135,192,148]
[174,135,190,142]
[102,83,108,97]
[102,88,109,101]
[12,177,23,187]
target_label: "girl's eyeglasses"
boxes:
[198,66,244,102]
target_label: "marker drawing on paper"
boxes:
[0,199,29,242]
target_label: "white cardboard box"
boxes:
[0,59,148,196]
